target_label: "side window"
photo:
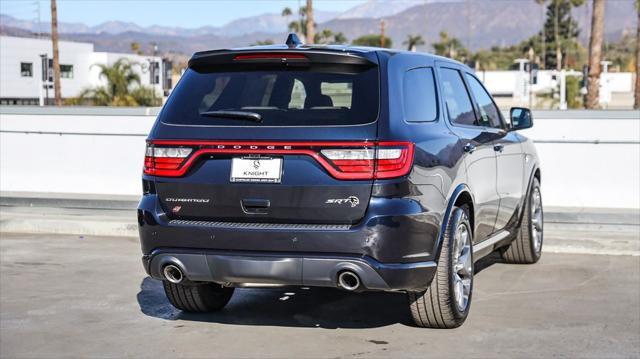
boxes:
[439,68,476,126]
[403,67,438,122]
[465,73,503,128]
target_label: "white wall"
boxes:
[476,69,634,96]
[0,36,94,99]
[0,108,639,209]
[519,112,640,209]
[0,36,163,100]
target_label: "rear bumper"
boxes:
[143,249,436,291]
[138,193,443,291]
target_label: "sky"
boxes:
[0,0,368,28]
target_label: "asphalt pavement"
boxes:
[1,232,638,358]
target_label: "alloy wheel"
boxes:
[530,187,543,254]
[452,222,472,312]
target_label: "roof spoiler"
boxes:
[189,34,378,70]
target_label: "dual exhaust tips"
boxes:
[337,270,361,291]
[163,263,362,291]
[163,264,185,284]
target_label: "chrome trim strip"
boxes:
[473,230,510,254]
[168,219,351,231]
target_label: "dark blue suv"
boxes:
[138,36,542,328]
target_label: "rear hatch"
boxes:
[145,49,411,224]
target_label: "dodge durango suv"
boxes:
[138,35,543,328]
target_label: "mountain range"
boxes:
[0,0,637,58]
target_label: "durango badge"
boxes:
[325,196,360,208]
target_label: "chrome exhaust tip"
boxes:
[163,264,184,284]
[337,271,361,291]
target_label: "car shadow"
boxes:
[136,251,506,329]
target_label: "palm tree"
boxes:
[306,0,314,44]
[635,0,640,109]
[333,32,347,44]
[403,35,425,52]
[585,0,605,109]
[78,59,158,106]
[281,7,292,33]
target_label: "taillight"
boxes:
[143,141,413,180]
[143,144,192,176]
[320,142,413,180]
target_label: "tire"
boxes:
[502,177,543,264]
[163,281,234,312]
[408,206,474,329]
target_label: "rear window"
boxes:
[403,67,438,122]
[160,66,379,126]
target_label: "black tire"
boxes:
[408,206,474,329]
[502,177,543,264]
[163,281,234,312]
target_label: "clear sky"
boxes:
[0,0,368,28]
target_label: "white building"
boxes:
[0,36,169,105]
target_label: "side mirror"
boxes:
[509,107,533,131]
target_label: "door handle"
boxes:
[463,143,476,154]
[241,199,270,214]
[493,144,504,153]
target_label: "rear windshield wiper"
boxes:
[200,110,262,123]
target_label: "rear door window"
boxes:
[403,67,438,122]
[161,66,379,127]
[439,68,477,127]
[465,73,504,129]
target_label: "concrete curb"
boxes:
[0,207,138,238]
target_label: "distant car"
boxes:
[138,34,542,328]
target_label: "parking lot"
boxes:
[1,232,639,358]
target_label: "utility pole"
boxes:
[380,19,386,48]
[554,0,562,70]
[50,0,62,106]
[35,1,41,38]
[541,2,546,69]
[305,0,314,44]
[586,0,605,109]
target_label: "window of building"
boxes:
[439,68,476,127]
[150,62,160,85]
[60,65,73,78]
[465,73,503,128]
[403,67,438,122]
[20,62,33,77]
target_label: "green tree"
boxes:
[403,34,425,52]
[333,32,347,44]
[282,6,313,39]
[281,7,293,33]
[77,59,160,106]
[251,39,275,46]
[130,42,143,55]
[536,0,585,70]
[352,34,392,48]
[314,29,347,44]
[281,7,292,17]
[432,32,469,62]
